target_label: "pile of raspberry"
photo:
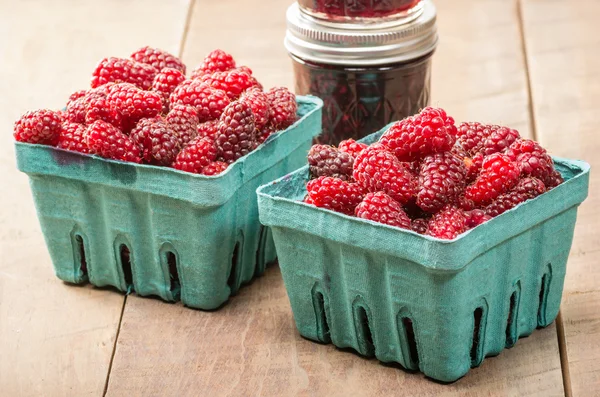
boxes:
[13,47,298,176]
[305,107,563,239]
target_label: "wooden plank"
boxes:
[520,0,600,394]
[0,1,190,395]
[107,1,565,395]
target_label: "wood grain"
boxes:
[520,0,600,395]
[0,1,190,395]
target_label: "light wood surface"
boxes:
[521,0,600,395]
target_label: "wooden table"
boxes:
[1,0,598,395]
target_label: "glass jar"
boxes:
[285,0,437,145]
[298,0,423,23]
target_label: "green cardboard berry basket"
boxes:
[15,96,322,310]
[256,127,590,382]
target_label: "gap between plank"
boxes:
[516,0,538,142]
[556,311,573,397]
[102,295,128,397]
[178,0,197,58]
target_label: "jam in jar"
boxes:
[298,0,422,22]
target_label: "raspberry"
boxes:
[57,122,89,154]
[257,124,276,144]
[379,107,457,161]
[411,218,429,234]
[338,139,368,158]
[105,83,162,126]
[14,109,62,145]
[482,125,520,155]
[456,122,489,156]
[353,144,416,205]
[306,176,364,215]
[239,88,269,129]
[151,67,186,113]
[215,101,256,163]
[416,152,467,213]
[266,87,297,129]
[67,90,88,106]
[464,153,520,206]
[308,144,354,181]
[505,139,554,183]
[197,120,219,140]
[165,104,199,146]
[485,177,546,217]
[170,80,231,122]
[130,46,186,74]
[199,69,258,99]
[130,118,181,165]
[426,206,467,240]
[85,95,123,130]
[91,57,158,90]
[201,161,228,176]
[544,169,564,190]
[465,209,491,229]
[173,137,217,173]
[303,194,314,205]
[355,192,411,229]
[86,120,141,163]
[190,49,236,79]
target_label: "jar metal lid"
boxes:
[285,0,438,67]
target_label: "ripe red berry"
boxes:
[266,87,297,130]
[152,67,186,113]
[105,83,162,127]
[165,104,199,146]
[91,57,158,90]
[353,144,416,205]
[199,69,258,100]
[485,177,546,217]
[379,107,457,161]
[464,153,520,206]
[338,139,368,158]
[308,144,354,181]
[239,88,270,130]
[215,101,256,163]
[306,176,364,215]
[426,206,467,240]
[482,125,520,156]
[130,118,181,166]
[257,124,277,144]
[57,122,89,154]
[170,79,231,122]
[464,209,491,229]
[85,95,123,130]
[67,90,88,106]
[130,46,186,74]
[355,192,411,229]
[201,161,228,176]
[456,122,489,156]
[86,120,141,163]
[14,109,62,145]
[411,218,429,234]
[173,137,217,173]
[197,120,219,140]
[190,49,236,79]
[505,139,554,183]
[544,169,564,190]
[416,152,467,213]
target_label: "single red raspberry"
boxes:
[67,90,88,106]
[306,176,364,215]
[485,177,546,217]
[173,137,217,173]
[105,83,162,126]
[266,87,297,129]
[544,169,564,190]
[130,46,186,74]
[130,118,181,166]
[352,144,416,205]
[257,124,277,144]
[214,101,256,163]
[411,218,429,234]
[355,192,412,229]
[239,88,269,130]
[201,161,228,176]
[152,67,186,113]
[416,152,467,213]
[86,120,141,163]
[505,139,554,183]
[464,153,520,206]
[426,206,467,240]
[338,139,368,158]
[197,120,219,140]
[457,122,489,156]
[308,144,354,181]
[65,96,90,124]
[57,122,89,154]
[165,104,199,146]
[482,125,520,155]
[190,49,236,79]
[464,209,491,229]
[170,79,231,122]
[85,95,123,130]
[14,109,62,145]
[91,57,158,90]
[379,107,457,161]
[199,69,258,100]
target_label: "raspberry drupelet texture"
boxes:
[456,122,489,156]
[352,144,416,205]
[57,122,89,154]
[426,206,467,240]
[190,49,236,79]
[464,153,520,206]
[14,109,63,145]
[197,120,219,140]
[86,120,141,163]
[239,88,270,130]
[482,125,520,155]
[85,95,123,130]
[130,118,181,166]
[411,218,429,234]
[416,152,467,213]
[306,176,364,215]
[544,169,564,189]
[485,177,546,217]
[91,57,158,90]
[67,90,88,106]
[465,209,491,229]
[201,161,229,176]
[308,144,354,181]
[170,80,231,122]
[505,139,555,185]
[165,104,199,146]
[379,107,457,161]
[152,67,186,113]
[266,87,297,129]
[105,83,162,127]
[338,139,368,158]
[173,137,217,173]
[130,46,186,74]
[199,69,259,100]
[355,192,412,229]
[214,101,256,163]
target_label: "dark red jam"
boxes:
[299,0,421,20]
[291,53,432,145]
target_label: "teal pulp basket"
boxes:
[257,127,590,382]
[16,96,323,310]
